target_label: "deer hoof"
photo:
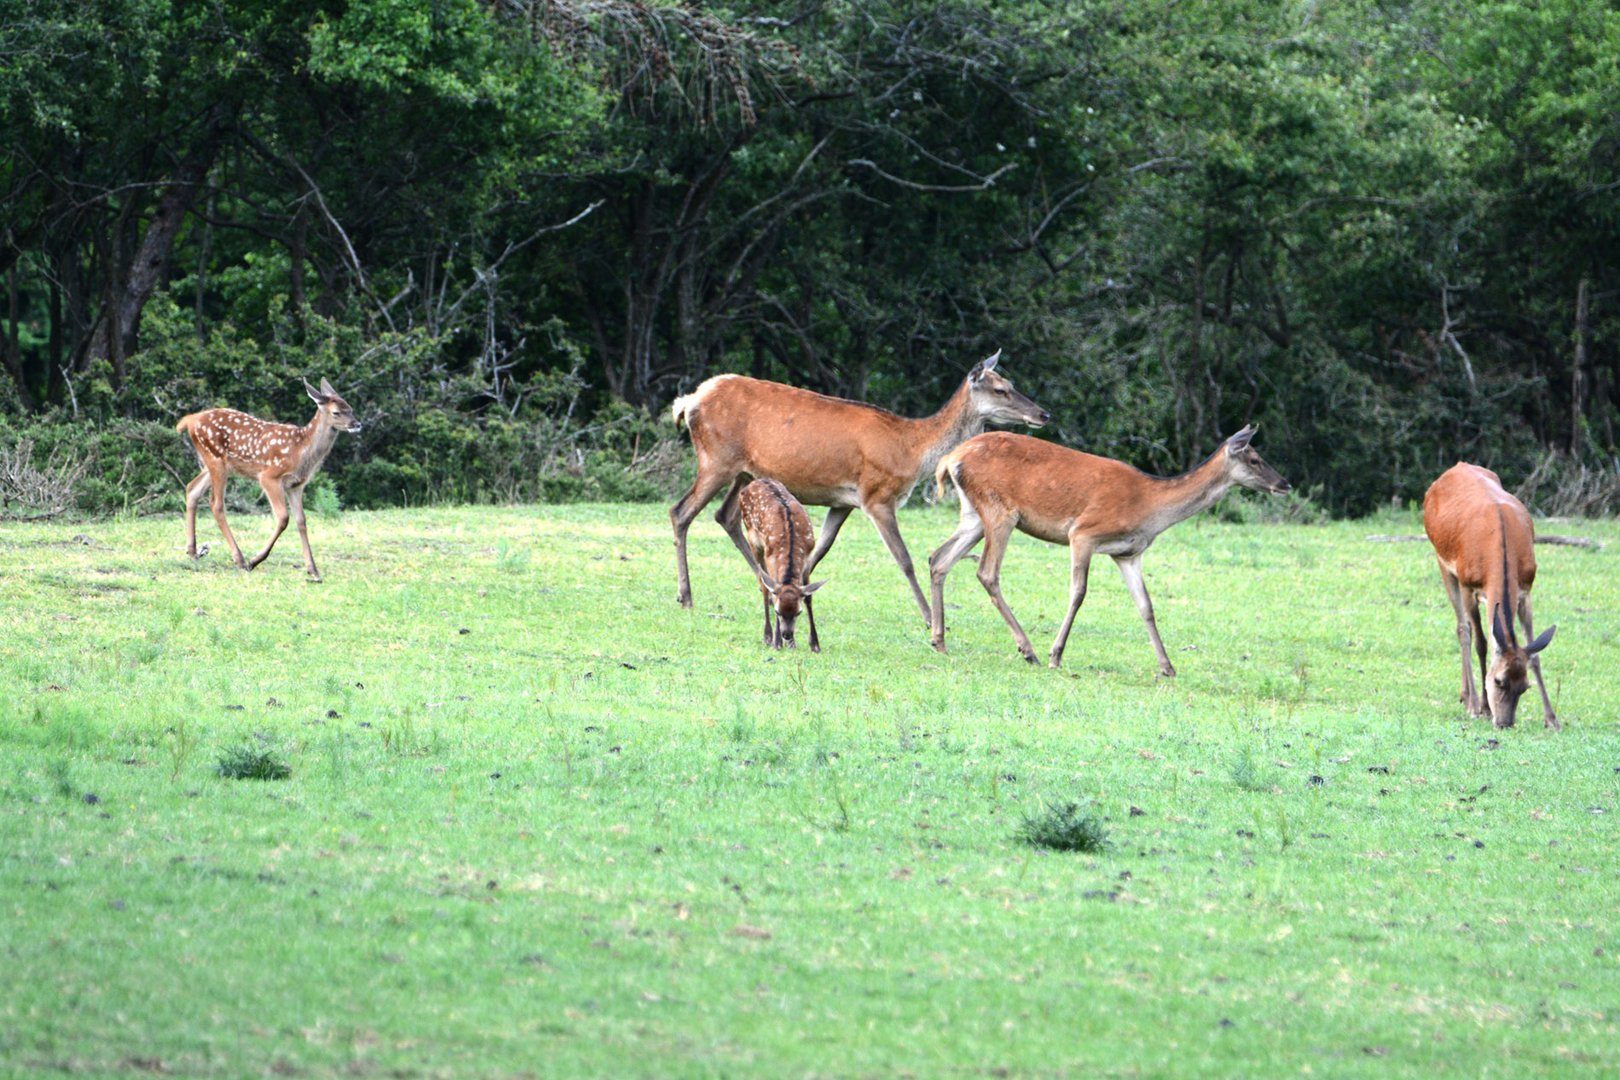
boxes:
[930,638,947,654]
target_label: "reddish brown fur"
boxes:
[1422,462,1558,729]
[929,426,1289,673]
[739,479,824,651]
[669,352,1048,623]
[177,378,361,581]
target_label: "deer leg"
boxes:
[1518,593,1559,730]
[760,589,776,648]
[288,483,321,582]
[205,465,248,569]
[863,501,931,625]
[805,593,820,654]
[803,505,853,577]
[714,476,769,584]
[974,515,1037,664]
[1115,553,1174,677]
[1048,538,1096,669]
[1439,565,1484,715]
[183,469,211,558]
[671,466,738,608]
[247,477,291,571]
[927,505,985,652]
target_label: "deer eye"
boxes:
[994,387,1009,396]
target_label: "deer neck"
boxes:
[909,379,983,484]
[292,412,341,482]
[1148,448,1237,530]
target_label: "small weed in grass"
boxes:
[1231,748,1271,793]
[1017,800,1111,853]
[215,745,291,781]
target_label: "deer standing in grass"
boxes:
[669,351,1048,624]
[929,426,1290,673]
[739,479,826,651]
[1422,463,1558,729]
[176,378,362,582]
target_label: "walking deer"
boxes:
[176,378,362,582]
[739,479,826,651]
[669,351,1048,624]
[1422,463,1558,729]
[929,426,1290,673]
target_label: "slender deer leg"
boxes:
[713,476,772,586]
[288,483,321,581]
[1048,537,1096,669]
[1115,553,1174,677]
[805,594,820,654]
[863,500,931,625]
[928,508,985,652]
[1438,564,1483,715]
[1466,599,1490,718]
[760,589,775,648]
[975,514,1037,664]
[1518,594,1559,730]
[206,463,248,569]
[671,466,739,608]
[184,469,211,558]
[803,506,853,577]
[248,476,291,571]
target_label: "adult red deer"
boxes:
[739,479,825,651]
[669,351,1048,622]
[176,378,362,582]
[1422,463,1558,729]
[929,426,1290,673]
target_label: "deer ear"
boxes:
[1225,424,1257,453]
[319,378,338,398]
[305,378,327,404]
[802,579,827,596]
[759,570,782,595]
[1491,603,1513,651]
[969,349,1002,382]
[1526,624,1555,655]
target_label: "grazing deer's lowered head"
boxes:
[739,479,826,651]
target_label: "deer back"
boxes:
[740,479,815,588]
[1423,463,1538,594]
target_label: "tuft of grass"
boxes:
[215,745,291,781]
[1230,748,1271,792]
[1017,799,1110,852]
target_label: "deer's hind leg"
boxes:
[204,463,248,569]
[671,461,742,608]
[288,483,322,581]
[247,475,291,571]
[184,469,211,559]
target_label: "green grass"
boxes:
[1,501,1617,1078]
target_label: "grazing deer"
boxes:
[176,378,361,582]
[669,350,1048,623]
[739,479,826,651]
[929,426,1290,673]
[1422,463,1558,729]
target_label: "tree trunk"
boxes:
[1571,276,1589,455]
[83,104,230,375]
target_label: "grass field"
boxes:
[2,499,1617,1078]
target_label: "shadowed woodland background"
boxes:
[3,0,1617,518]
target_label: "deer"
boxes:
[669,350,1049,625]
[176,378,362,583]
[928,425,1290,674]
[738,479,826,651]
[1422,462,1558,729]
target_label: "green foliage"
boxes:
[214,744,291,781]
[1016,799,1111,853]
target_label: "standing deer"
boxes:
[669,350,1048,624]
[929,426,1290,673]
[739,479,826,651]
[176,378,362,582]
[1422,463,1558,729]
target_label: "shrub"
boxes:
[1017,800,1111,853]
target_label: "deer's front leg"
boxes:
[288,483,322,582]
[247,476,291,571]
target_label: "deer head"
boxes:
[760,572,827,649]
[1486,603,1555,728]
[306,377,363,434]
[1223,425,1291,495]
[967,350,1050,428]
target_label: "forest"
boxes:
[2,0,1617,518]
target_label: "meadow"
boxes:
[1,500,1617,1078]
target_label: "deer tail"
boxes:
[931,448,964,506]
[670,392,698,431]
